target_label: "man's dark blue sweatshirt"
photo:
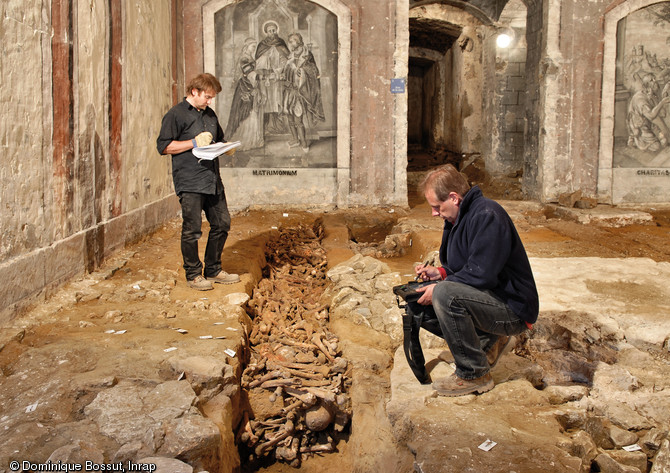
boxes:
[438,186,539,324]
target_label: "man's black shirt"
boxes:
[157,98,225,195]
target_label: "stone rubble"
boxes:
[325,253,670,473]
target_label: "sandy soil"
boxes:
[2,180,670,472]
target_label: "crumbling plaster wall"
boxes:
[124,1,176,212]
[348,0,408,205]
[0,0,179,322]
[524,0,605,201]
[1,0,52,263]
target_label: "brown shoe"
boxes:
[486,336,512,369]
[188,275,213,291]
[438,336,512,367]
[432,372,494,397]
[207,270,240,284]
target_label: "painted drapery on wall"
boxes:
[214,0,337,169]
[614,2,670,169]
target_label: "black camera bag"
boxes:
[393,281,438,384]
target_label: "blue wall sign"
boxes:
[390,78,406,94]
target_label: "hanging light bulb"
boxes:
[496,32,512,48]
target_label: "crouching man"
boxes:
[414,164,538,396]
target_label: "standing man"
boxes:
[157,73,240,291]
[413,164,538,396]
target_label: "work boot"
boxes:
[486,336,512,369]
[207,270,240,284]
[432,372,494,397]
[188,275,213,291]
[437,336,512,367]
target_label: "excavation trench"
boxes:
[231,217,418,473]
[237,222,352,470]
[0,213,412,473]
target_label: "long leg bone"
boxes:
[255,420,295,456]
[311,333,335,362]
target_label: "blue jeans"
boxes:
[413,281,527,380]
[178,191,231,281]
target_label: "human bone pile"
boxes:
[239,223,351,466]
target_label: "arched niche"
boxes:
[600,0,670,203]
[202,0,351,207]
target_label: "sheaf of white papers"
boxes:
[193,141,242,160]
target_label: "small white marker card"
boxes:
[478,439,497,451]
[623,444,642,452]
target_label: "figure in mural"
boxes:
[226,38,264,150]
[624,45,647,84]
[255,21,290,135]
[281,32,325,152]
[214,1,337,170]
[627,72,670,152]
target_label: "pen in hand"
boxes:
[415,260,430,281]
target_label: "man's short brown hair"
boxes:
[186,73,222,95]
[420,164,471,202]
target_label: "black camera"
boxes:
[392,280,438,304]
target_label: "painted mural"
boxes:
[614,2,670,168]
[214,0,338,169]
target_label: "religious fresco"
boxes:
[214,0,338,169]
[613,2,670,168]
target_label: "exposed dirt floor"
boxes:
[2,160,670,473]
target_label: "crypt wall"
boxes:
[524,0,609,202]
[600,0,670,203]
[0,0,411,321]
[0,0,179,322]
[523,0,670,204]
[4,0,670,322]
[481,0,527,177]
[193,0,409,208]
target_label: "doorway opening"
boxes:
[407,1,528,201]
